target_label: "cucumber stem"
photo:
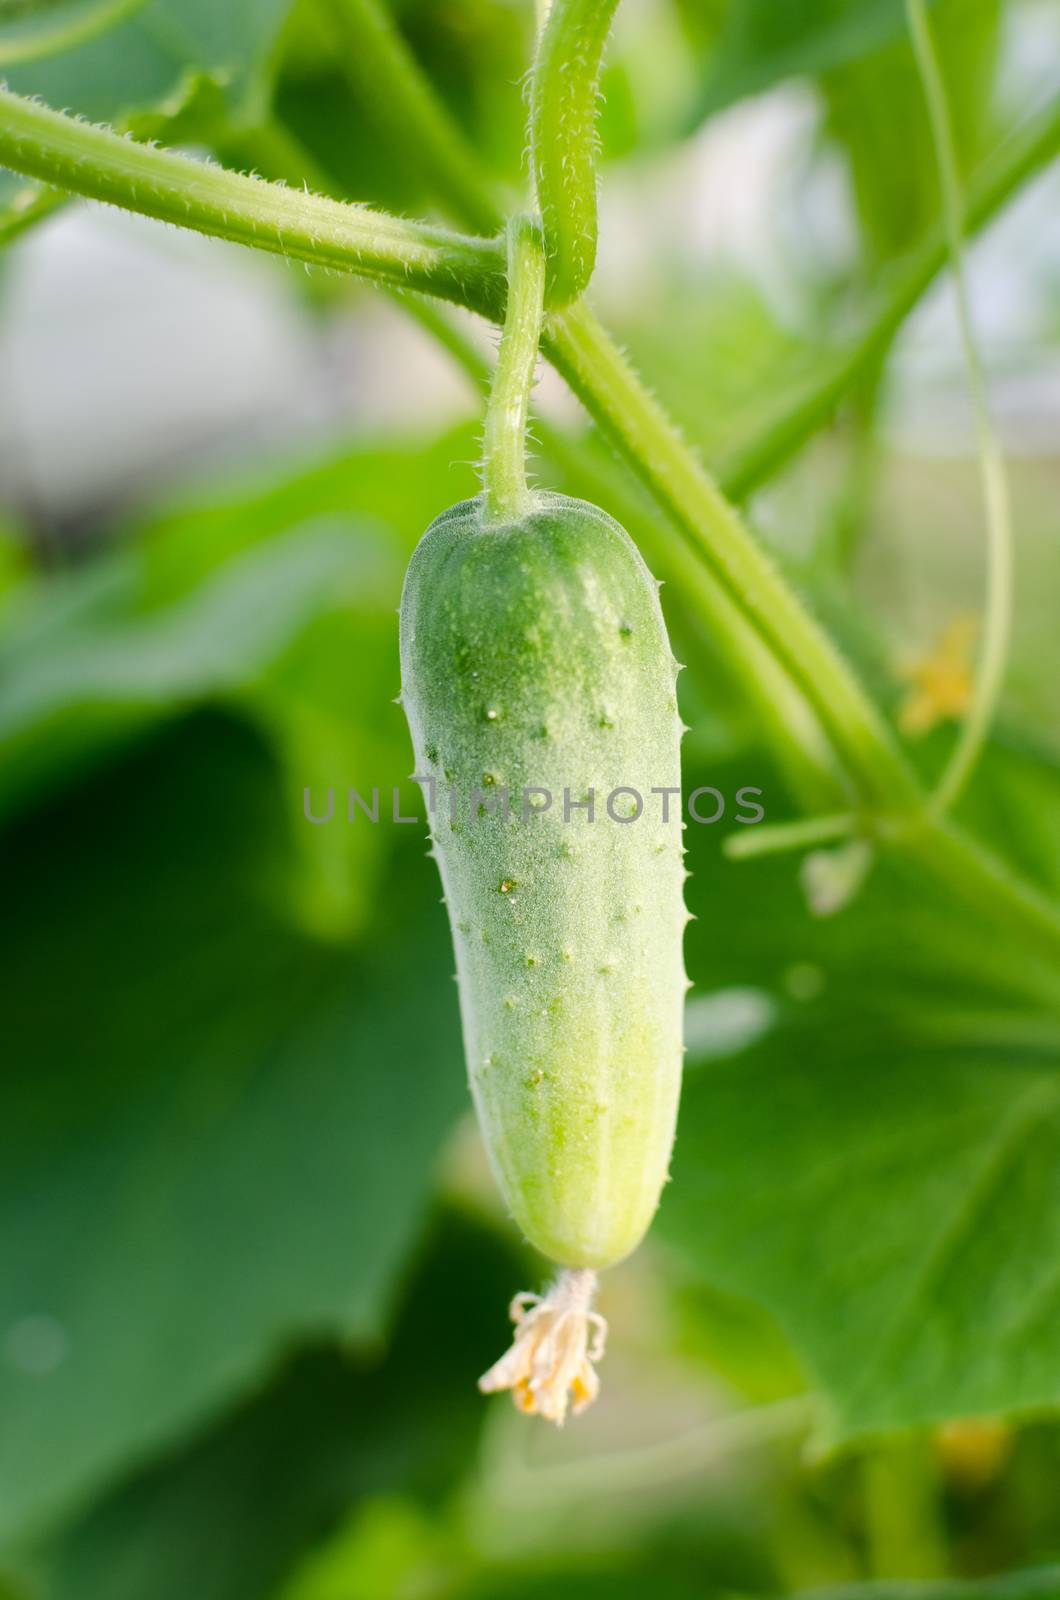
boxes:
[481,214,547,523]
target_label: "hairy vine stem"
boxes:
[0,87,505,316]
[2,84,1056,461]
[482,214,546,521]
[398,295,843,813]
[1,86,1059,971]
[543,301,919,812]
[906,0,1014,816]
[530,0,621,303]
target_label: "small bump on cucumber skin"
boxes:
[400,491,687,1272]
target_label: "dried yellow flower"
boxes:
[897,614,978,736]
[478,1268,607,1425]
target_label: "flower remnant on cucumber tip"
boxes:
[478,1267,607,1425]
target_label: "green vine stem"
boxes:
[717,89,1060,501]
[398,295,843,812]
[724,813,859,863]
[530,0,621,303]
[541,307,1060,976]
[2,87,1059,973]
[0,86,505,316]
[543,300,918,811]
[317,0,501,237]
[906,0,1013,816]
[541,429,846,813]
[481,214,546,522]
[4,79,1056,499]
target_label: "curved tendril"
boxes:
[530,0,621,305]
[905,0,1014,815]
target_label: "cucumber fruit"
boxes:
[399,490,687,1274]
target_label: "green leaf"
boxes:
[461,1573,1060,1600]
[681,752,1060,1021]
[0,711,464,1546]
[0,428,483,925]
[0,516,396,821]
[2,0,295,126]
[953,736,1060,902]
[0,428,482,933]
[690,0,942,123]
[789,1571,1060,1599]
[0,515,29,604]
[822,0,1001,262]
[37,1212,522,1600]
[0,168,65,250]
[614,272,812,479]
[661,1025,1060,1443]
[666,742,1060,1441]
[272,0,530,218]
[0,0,149,68]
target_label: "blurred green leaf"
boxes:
[953,736,1060,901]
[246,602,406,941]
[0,511,405,937]
[690,0,942,124]
[822,0,1001,262]
[455,1570,1060,1600]
[665,739,1060,1440]
[0,426,481,927]
[0,170,65,249]
[662,1025,1060,1442]
[0,515,29,605]
[0,517,395,822]
[458,1544,786,1600]
[681,761,1060,1022]
[37,1211,521,1600]
[615,272,813,479]
[669,1273,807,1406]
[2,0,294,126]
[273,0,528,216]
[459,1568,765,1600]
[0,711,464,1545]
[275,1496,459,1600]
[790,1570,1060,1599]
[0,0,149,67]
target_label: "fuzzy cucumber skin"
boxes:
[399,492,686,1270]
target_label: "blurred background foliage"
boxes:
[1,0,1059,1596]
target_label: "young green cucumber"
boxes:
[399,490,687,1419]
